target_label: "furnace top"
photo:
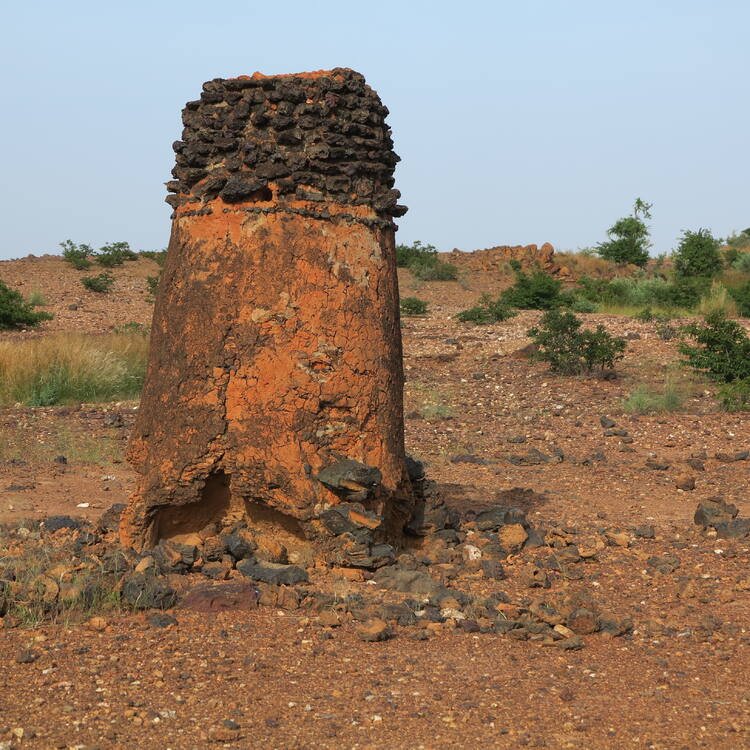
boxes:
[167,68,406,220]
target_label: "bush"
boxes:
[731,252,750,273]
[60,240,93,270]
[0,281,53,330]
[96,242,138,267]
[0,332,148,406]
[396,241,458,281]
[501,262,568,310]
[569,296,597,313]
[396,240,436,268]
[596,198,652,267]
[725,229,750,251]
[577,275,707,312]
[81,272,114,294]
[528,309,626,375]
[146,275,160,296]
[728,281,750,317]
[456,294,517,324]
[139,249,168,266]
[718,379,750,412]
[680,311,750,383]
[400,296,428,316]
[673,228,722,278]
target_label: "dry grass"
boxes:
[0,332,148,406]
[556,251,624,280]
[697,281,738,318]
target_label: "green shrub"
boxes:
[0,281,53,330]
[596,198,652,267]
[81,272,114,294]
[60,240,93,270]
[396,240,436,268]
[680,311,750,383]
[501,262,568,310]
[623,383,684,414]
[569,296,597,313]
[673,228,722,278]
[139,249,168,266]
[146,274,160,296]
[528,309,626,375]
[400,296,428,316]
[728,281,750,317]
[409,255,458,281]
[456,294,517,324]
[577,275,707,311]
[396,241,458,281]
[726,229,750,251]
[731,253,750,273]
[96,242,138,267]
[718,378,750,412]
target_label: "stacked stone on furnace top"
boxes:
[166,68,407,220]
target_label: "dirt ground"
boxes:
[1,255,749,749]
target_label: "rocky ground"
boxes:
[1,255,749,749]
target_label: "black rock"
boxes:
[236,559,308,585]
[633,524,655,539]
[147,612,178,628]
[480,559,505,580]
[405,455,426,483]
[600,416,616,428]
[474,506,527,532]
[97,503,126,534]
[222,532,256,561]
[373,565,442,596]
[694,498,739,528]
[714,518,750,539]
[121,573,178,610]
[219,176,267,203]
[508,448,550,466]
[42,515,85,533]
[317,459,382,493]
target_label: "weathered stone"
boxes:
[694,498,739,528]
[373,565,442,596]
[120,573,178,610]
[357,618,391,642]
[121,69,414,555]
[236,559,308,586]
[498,523,528,552]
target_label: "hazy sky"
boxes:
[1,1,747,260]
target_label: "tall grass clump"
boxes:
[696,281,738,318]
[623,382,684,414]
[0,332,149,406]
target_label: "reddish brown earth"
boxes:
[1,256,749,748]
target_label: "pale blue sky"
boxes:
[1,1,747,260]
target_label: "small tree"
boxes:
[596,198,652,267]
[673,228,721,278]
[0,281,53,329]
[60,240,93,270]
